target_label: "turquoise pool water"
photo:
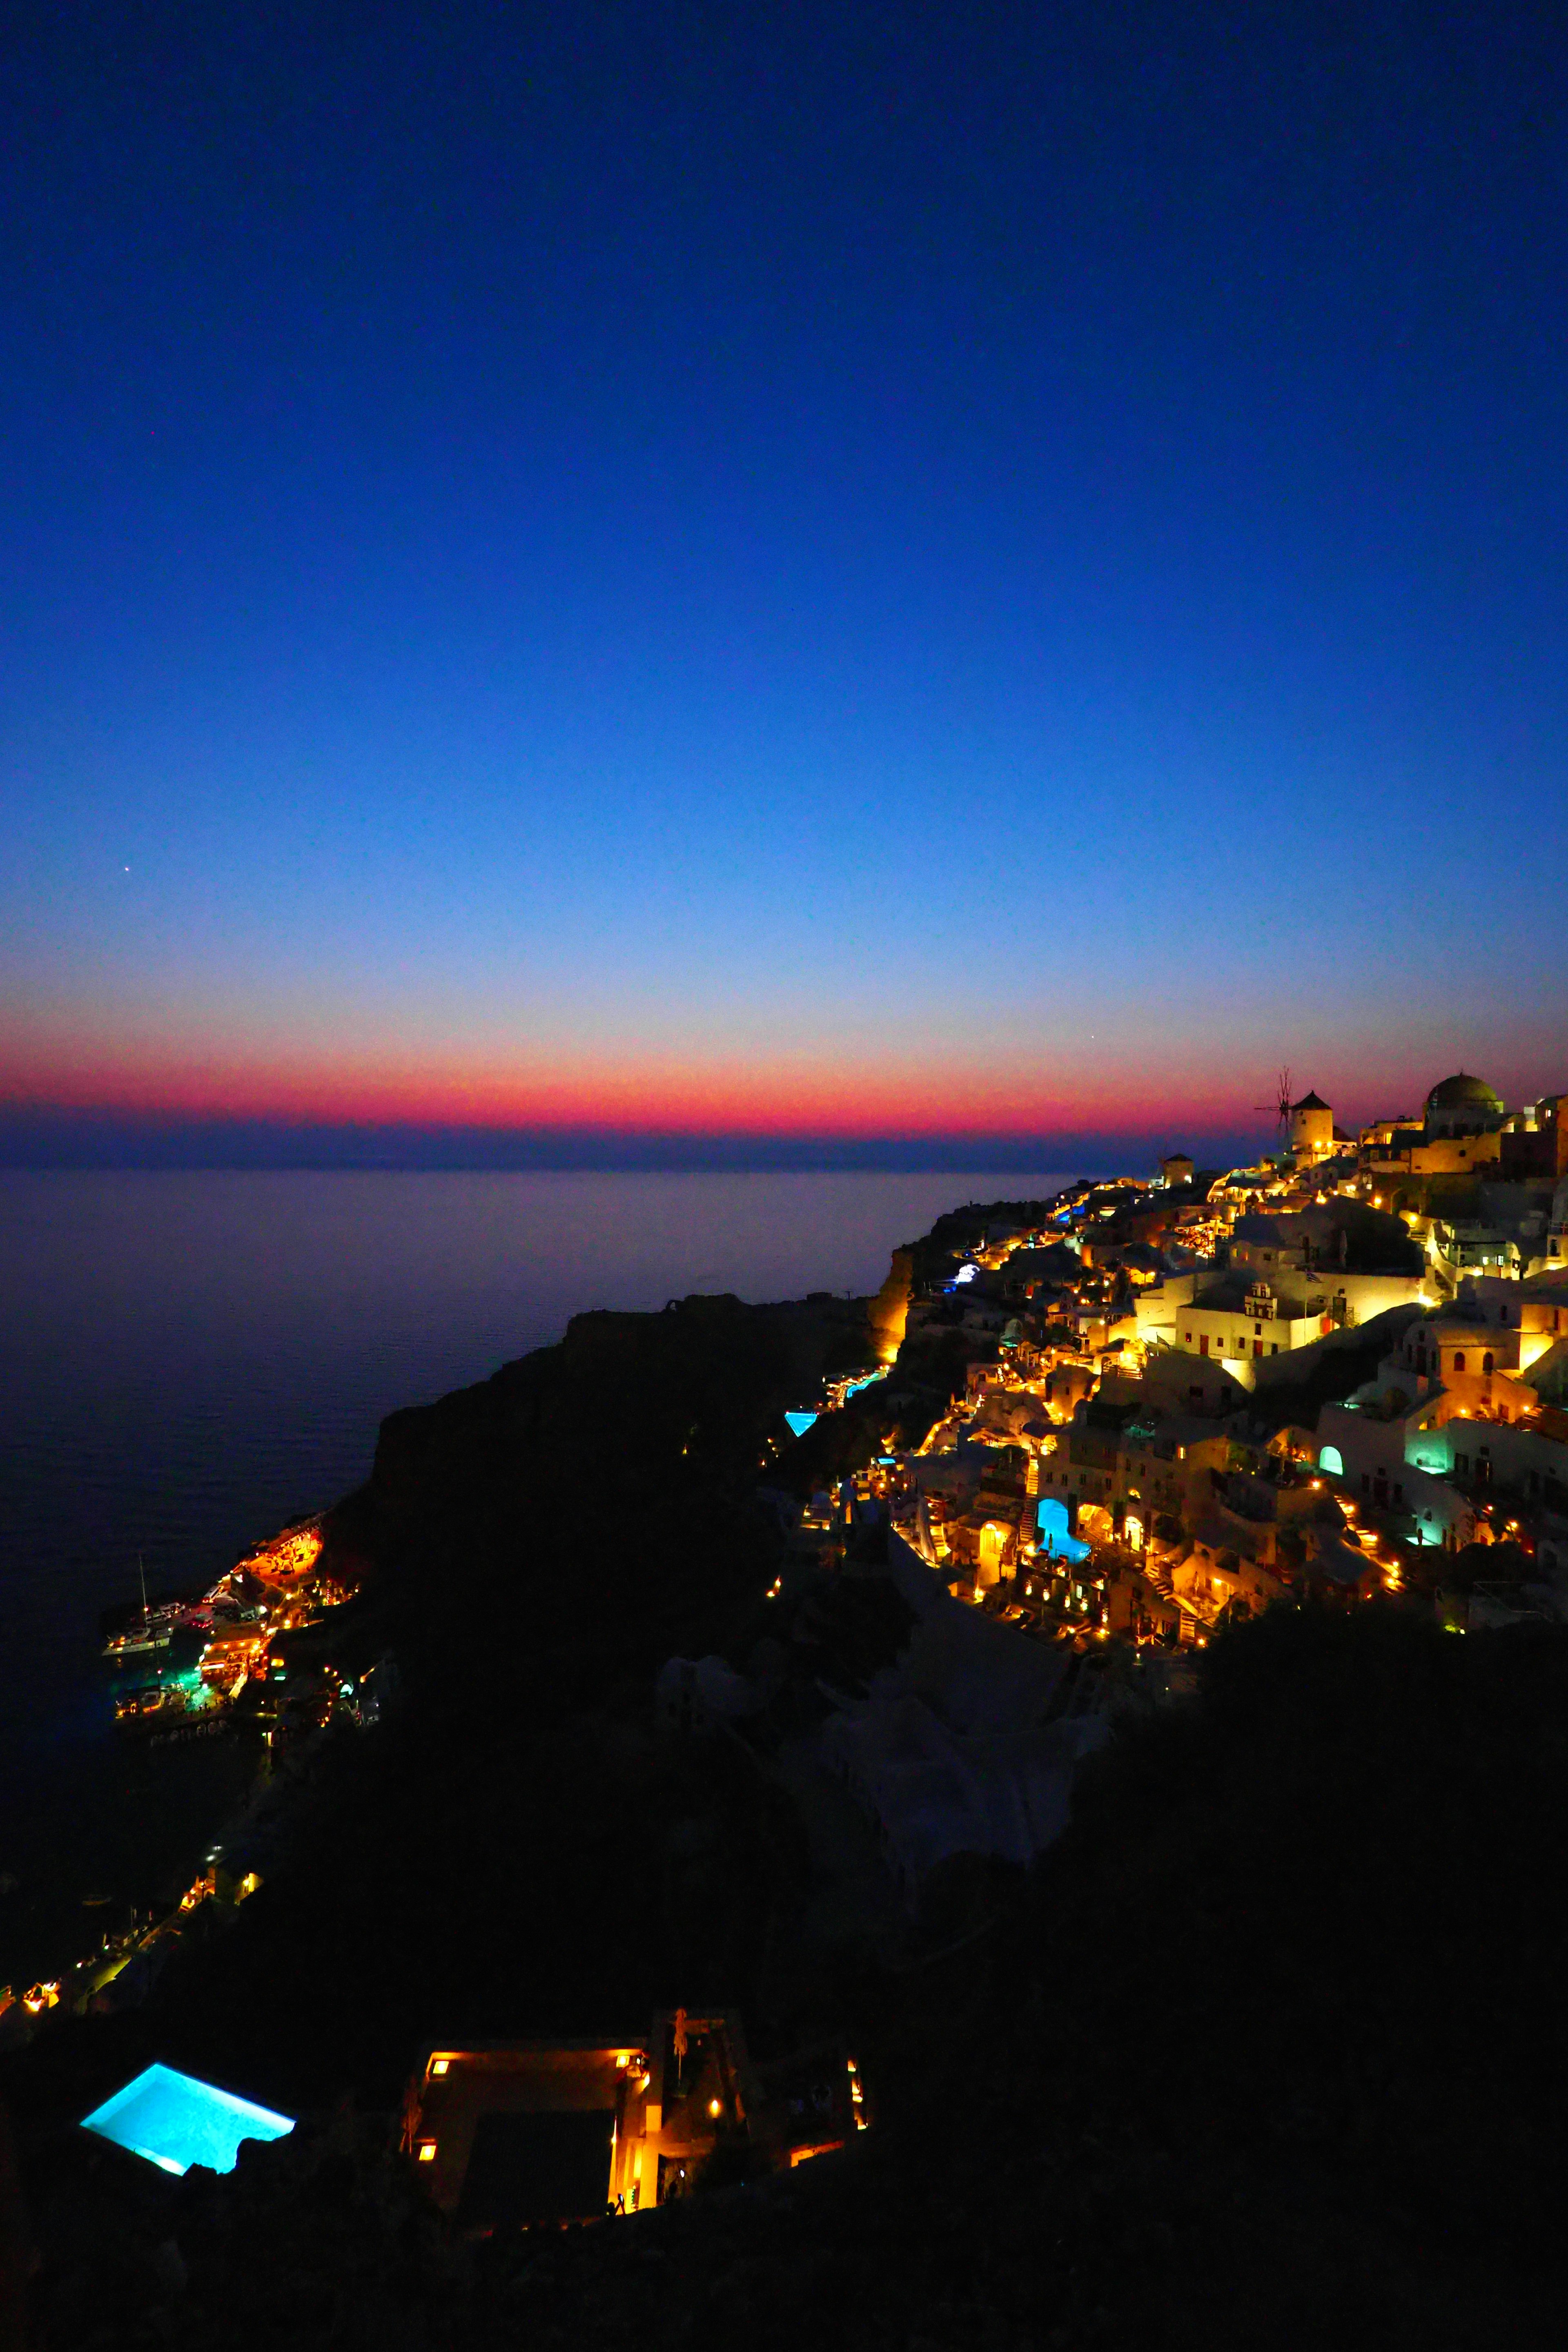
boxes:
[1036,1497,1092,1565]
[81,2061,294,2175]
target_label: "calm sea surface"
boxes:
[0,1167,1070,1987]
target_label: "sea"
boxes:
[0,1166,1074,1991]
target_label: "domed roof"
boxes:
[1426,1071,1502,1113]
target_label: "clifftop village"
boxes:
[868,1066,1568,1632]
[644,1070,1568,1927]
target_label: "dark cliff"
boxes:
[103,1292,870,2107]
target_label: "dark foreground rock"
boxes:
[11,1606,1568,2347]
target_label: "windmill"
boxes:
[1255,1069,1293,1149]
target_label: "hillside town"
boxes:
[695,1068,1568,1934]
[909,1068,1565,1598]
[866,1066,1567,1634]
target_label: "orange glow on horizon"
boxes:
[0,1048,1253,1140]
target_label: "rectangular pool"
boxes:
[82,2062,295,2176]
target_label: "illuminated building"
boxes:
[1360,1071,1510,1190]
[1288,1090,1335,1163]
[402,2013,762,2224]
[1499,1092,1568,1182]
[1423,1071,1506,1142]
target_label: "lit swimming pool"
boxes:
[1036,1497,1092,1565]
[81,2062,294,2176]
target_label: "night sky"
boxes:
[4,4,1565,1167]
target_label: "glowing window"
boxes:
[1318,1445,1344,1477]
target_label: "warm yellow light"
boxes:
[708,2097,722,2118]
[417,2141,437,2162]
[430,2057,450,2076]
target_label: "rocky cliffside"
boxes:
[98,1290,872,2109]
[866,1246,913,1361]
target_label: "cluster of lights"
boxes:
[917,1169,1564,1645]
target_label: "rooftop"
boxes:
[1427,1071,1503,1112]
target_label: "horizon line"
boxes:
[0,1107,1268,1175]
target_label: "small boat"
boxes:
[101,1555,174,1659]
[102,1619,174,1659]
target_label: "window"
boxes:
[1270,1343,1279,1355]
[1482,1352,1494,1375]
[1453,1352,1466,1372]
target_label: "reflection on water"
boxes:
[0,1167,1069,1984]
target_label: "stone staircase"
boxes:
[1145,1553,1207,1644]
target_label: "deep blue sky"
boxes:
[3,2,1565,1165]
